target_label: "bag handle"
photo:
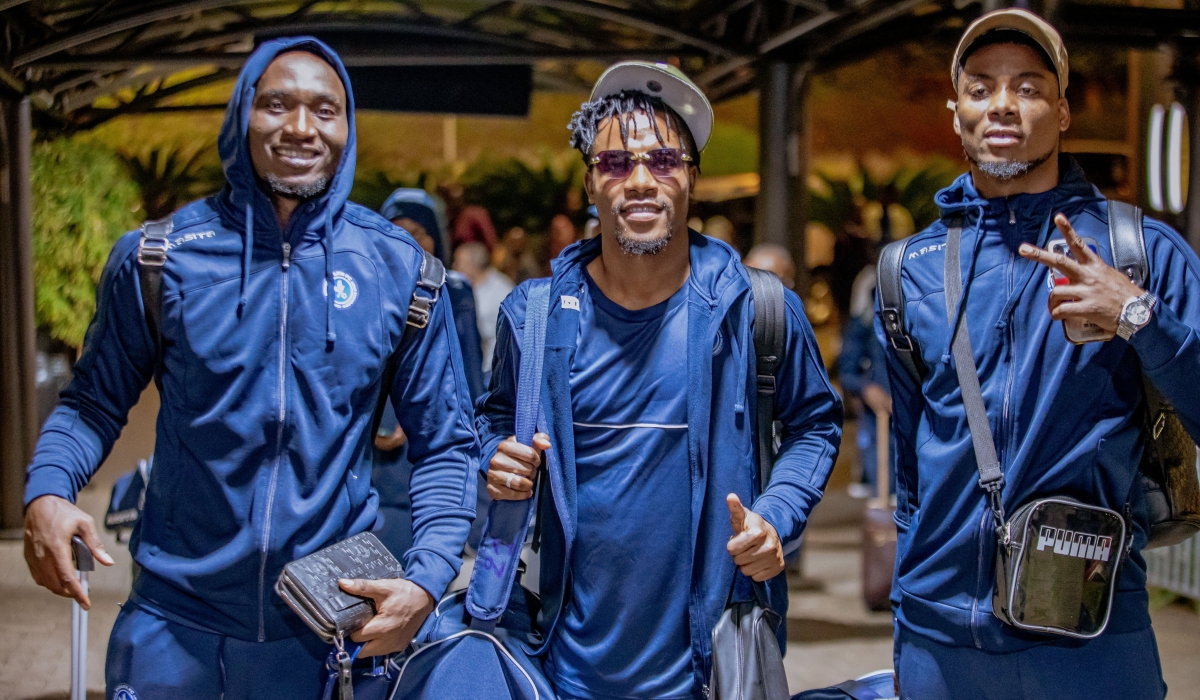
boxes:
[746,266,786,490]
[465,279,552,630]
[944,224,1005,528]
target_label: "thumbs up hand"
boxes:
[726,493,786,582]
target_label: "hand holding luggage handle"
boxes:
[70,535,94,700]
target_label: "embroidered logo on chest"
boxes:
[323,271,359,309]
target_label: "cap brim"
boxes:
[590,62,714,152]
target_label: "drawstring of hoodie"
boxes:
[238,203,253,316]
[734,299,751,415]
[323,208,336,346]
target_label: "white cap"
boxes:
[590,61,714,152]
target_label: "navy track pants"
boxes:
[105,600,328,700]
[896,626,1166,700]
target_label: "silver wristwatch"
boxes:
[1117,291,1157,340]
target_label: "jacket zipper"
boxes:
[258,240,290,641]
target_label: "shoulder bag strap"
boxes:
[944,224,1006,527]
[465,278,552,631]
[746,267,786,490]
[878,238,925,384]
[1107,199,1148,288]
[137,217,173,377]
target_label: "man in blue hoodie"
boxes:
[478,62,842,699]
[879,10,1200,699]
[22,39,478,698]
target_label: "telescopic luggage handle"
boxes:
[70,535,94,700]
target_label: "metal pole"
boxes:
[0,96,36,534]
[756,60,790,249]
[789,63,813,295]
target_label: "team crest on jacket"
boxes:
[113,685,139,700]
[323,271,358,309]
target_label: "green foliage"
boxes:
[459,154,583,234]
[33,138,141,348]
[808,157,959,235]
[700,123,758,176]
[119,142,223,220]
[350,170,428,213]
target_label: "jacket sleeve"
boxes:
[390,275,481,600]
[1127,220,1200,441]
[874,292,924,669]
[25,232,154,507]
[474,296,523,476]
[751,291,844,546]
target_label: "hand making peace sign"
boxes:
[1018,213,1147,333]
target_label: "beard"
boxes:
[968,147,1056,182]
[613,201,675,255]
[265,173,330,199]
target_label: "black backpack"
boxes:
[877,200,1200,549]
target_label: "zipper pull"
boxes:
[282,242,291,270]
[1008,209,1016,225]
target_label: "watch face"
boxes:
[1126,300,1152,326]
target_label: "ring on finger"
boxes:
[504,472,515,489]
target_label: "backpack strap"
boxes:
[878,238,925,384]
[407,250,446,328]
[1108,199,1148,288]
[746,267,786,490]
[371,249,449,437]
[137,217,172,384]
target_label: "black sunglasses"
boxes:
[589,148,693,179]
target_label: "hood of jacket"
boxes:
[380,188,449,262]
[216,36,357,343]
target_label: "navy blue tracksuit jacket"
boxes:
[475,232,843,695]
[25,37,478,643]
[877,156,1200,655]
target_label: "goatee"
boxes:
[265,174,330,199]
[613,201,674,255]
[968,148,1055,182]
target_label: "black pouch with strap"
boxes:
[877,201,1200,551]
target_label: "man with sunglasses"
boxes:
[476,62,842,698]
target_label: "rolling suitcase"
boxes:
[70,535,94,700]
[861,415,896,612]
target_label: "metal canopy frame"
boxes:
[0,0,987,130]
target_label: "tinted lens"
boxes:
[647,149,685,175]
[594,151,634,178]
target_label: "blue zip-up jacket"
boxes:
[475,232,843,692]
[876,155,1200,653]
[24,37,479,642]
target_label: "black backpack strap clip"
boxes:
[878,237,925,384]
[137,217,173,365]
[746,266,786,490]
[407,250,446,329]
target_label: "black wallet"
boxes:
[275,532,404,643]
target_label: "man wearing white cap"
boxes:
[476,62,843,698]
[877,9,1200,698]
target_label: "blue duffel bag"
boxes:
[384,279,555,700]
[791,670,896,700]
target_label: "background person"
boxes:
[22,39,479,698]
[477,62,842,699]
[879,10,1200,698]
[452,240,514,376]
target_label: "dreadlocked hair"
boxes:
[568,89,701,171]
